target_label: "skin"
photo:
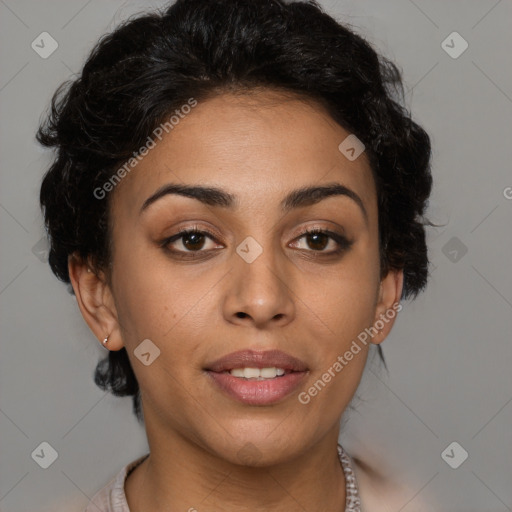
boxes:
[69,89,403,512]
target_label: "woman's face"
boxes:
[76,90,402,465]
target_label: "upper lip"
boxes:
[205,349,308,373]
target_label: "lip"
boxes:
[204,349,308,373]
[204,349,309,406]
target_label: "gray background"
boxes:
[0,0,511,511]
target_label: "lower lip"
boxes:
[206,371,307,405]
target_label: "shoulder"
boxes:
[350,455,431,512]
[83,454,149,512]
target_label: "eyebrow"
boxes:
[140,182,368,223]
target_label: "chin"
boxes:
[206,433,304,468]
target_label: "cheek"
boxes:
[296,245,379,415]
[298,281,377,419]
[331,283,378,338]
[311,248,380,338]
[110,254,207,416]
[111,241,221,367]
[110,227,180,332]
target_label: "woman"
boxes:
[37,0,433,510]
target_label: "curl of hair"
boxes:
[38,0,433,423]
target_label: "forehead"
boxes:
[111,90,377,221]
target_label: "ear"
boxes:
[68,252,124,351]
[370,268,404,345]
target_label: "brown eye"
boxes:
[160,228,222,256]
[290,228,353,255]
[181,231,207,251]
[304,231,329,251]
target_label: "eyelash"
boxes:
[160,225,353,259]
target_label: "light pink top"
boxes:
[84,443,361,511]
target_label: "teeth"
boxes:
[229,367,287,379]
[244,368,261,378]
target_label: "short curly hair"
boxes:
[37,0,433,424]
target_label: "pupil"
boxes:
[308,233,327,250]
[184,232,205,250]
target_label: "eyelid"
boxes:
[158,224,220,248]
[291,227,353,252]
[159,223,353,256]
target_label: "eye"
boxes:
[290,228,353,254]
[160,227,222,256]
[160,226,353,258]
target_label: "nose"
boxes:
[222,239,296,329]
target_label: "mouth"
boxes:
[219,367,291,379]
[204,349,309,405]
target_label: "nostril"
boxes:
[236,312,248,318]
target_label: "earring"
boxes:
[102,335,109,345]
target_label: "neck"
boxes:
[125,425,347,512]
